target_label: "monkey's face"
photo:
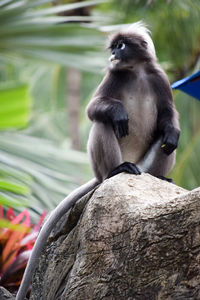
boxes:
[108,33,151,70]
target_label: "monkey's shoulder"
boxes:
[145,64,172,92]
[93,64,172,105]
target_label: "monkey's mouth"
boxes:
[109,54,120,63]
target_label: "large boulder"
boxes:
[30,173,200,300]
[0,286,15,300]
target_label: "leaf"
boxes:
[0,207,47,288]
[172,127,200,187]
[0,0,14,7]
[0,192,29,208]
[6,207,15,221]
[0,178,30,195]
[0,0,106,72]
[27,0,52,7]
[11,48,105,72]
[0,132,91,218]
[0,219,29,232]
[23,0,107,17]
[7,16,104,25]
[1,209,31,271]
[0,83,31,130]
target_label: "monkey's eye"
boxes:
[117,42,125,50]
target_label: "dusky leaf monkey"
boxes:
[16,21,180,300]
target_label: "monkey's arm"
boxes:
[151,71,180,155]
[86,96,129,139]
[16,178,99,300]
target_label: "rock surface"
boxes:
[30,173,200,300]
[0,286,15,300]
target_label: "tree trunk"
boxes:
[52,0,91,151]
[66,68,81,150]
[30,173,200,300]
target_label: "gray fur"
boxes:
[87,122,123,181]
[137,138,176,176]
[118,67,158,164]
[87,62,179,179]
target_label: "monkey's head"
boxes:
[108,21,156,70]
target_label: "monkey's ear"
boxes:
[141,40,148,49]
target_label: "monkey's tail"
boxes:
[16,178,99,300]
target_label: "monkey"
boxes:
[16,21,180,300]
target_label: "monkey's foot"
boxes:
[157,176,174,184]
[107,162,141,179]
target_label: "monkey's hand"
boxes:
[161,126,180,155]
[110,105,129,139]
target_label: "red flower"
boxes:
[0,206,46,293]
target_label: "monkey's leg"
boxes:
[87,122,122,181]
[87,123,140,181]
[107,162,141,178]
[137,138,176,178]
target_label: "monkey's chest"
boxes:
[119,95,157,163]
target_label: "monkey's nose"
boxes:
[109,54,116,62]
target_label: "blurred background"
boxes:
[1,0,200,219]
[1,0,200,218]
[0,0,200,292]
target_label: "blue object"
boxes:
[171,70,200,101]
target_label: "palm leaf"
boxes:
[0,132,92,221]
[0,83,31,130]
[0,0,107,72]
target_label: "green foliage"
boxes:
[0,0,200,219]
[171,93,200,190]
[110,0,200,79]
[26,64,101,146]
[0,0,103,218]
[0,132,92,220]
[0,83,31,130]
[0,81,32,210]
[0,0,107,72]
[107,0,200,190]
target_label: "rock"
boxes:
[0,286,15,300]
[30,173,200,300]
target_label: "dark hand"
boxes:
[110,105,129,139]
[161,127,180,155]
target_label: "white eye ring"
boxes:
[118,42,125,50]
[121,43,125,50]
